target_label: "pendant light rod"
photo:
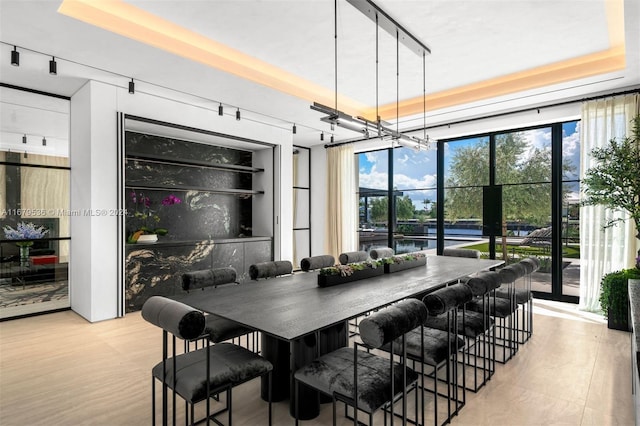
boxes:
[346,0,431,57]
[334,0,338,115]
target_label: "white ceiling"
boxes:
[0,0,638,147]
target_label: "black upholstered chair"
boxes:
[294,299,426,426]
[458,271,500,391]
[466,267,519,364]
[182,267,257,351]
[380,285,471,426]
[142,296,273,426]
[249,260,293,280]
[299,255,335,271]
[442,248,481,259]
[419,284,472,426]
[494,259,537,344]
[514,257,540,342]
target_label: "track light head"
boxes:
[11,46,19,66]
[293,124,297,134]
[330,134,334,143]
[236,109,241,121]
[49,57,57,75]
[22,134,27,144]
[128,78,135,94]
[218,103,223,116]
[42,137,47,147]
[320,132,324,141]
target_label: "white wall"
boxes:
[70,80,292,322]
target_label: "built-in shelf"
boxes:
[126,152,264,173]
[124,184,263,196]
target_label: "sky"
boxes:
[357,121,581,209]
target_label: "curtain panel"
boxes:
[579,93,639,312]
[325,144,358,261]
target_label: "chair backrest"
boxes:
[359,298,428,349]
[423,283,473,316]
[464,270,501,296]
[141,296,205,340]
[498,263,526,284]
[443,248,481,259]
[300,255,335,271]
[338,251,369,265]
[182,267,237,291]
[519,257,540,273]
[369,247,395,260]
[249,260,293,280]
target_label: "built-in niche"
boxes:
[122,116,274,312]
[125,131,263,241]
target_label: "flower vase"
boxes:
[17,243,31,266]
[136,234,158,244]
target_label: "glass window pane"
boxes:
[392,145,437,191]
[444,137,489,188]
[357,149,388,191]
[562,121,580,181]
[293,148,310,188]
[293,188,309,229]
[496,128,551,184]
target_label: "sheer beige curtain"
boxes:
[325,144,358,260]
[579,93,639,311]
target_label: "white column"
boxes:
[70,81,119,322]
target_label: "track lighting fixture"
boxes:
[22,134,27,144]
[292,124,297,134]
[236,108,241,121]
[320,132,324,141]
[11,46,19,66]
[49,56,57,75]
[218,103,224,116]
[330,134,334,143]
[42,137,47,146]
[128,78,135,94]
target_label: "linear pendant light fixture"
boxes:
[311,0,431,147]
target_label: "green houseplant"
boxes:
[582,114,640,328]
[599,268,640,331]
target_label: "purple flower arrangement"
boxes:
[3,222,48,247]
[128,191,182,242]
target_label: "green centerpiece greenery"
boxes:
[318,259,385,277]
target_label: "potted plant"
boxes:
[126,191,182,243]
[599,268,640,331]
[582,114,640,328]
[317,259,385,287]
[383,252,427,273]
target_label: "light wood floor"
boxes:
[0,300,634,426]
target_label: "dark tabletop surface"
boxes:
[177,255,503,341]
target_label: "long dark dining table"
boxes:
[176,255,503,419]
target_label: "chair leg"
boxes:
[294,379,299,426]
[151,376,156,426]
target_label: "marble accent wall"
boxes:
[125,132,255,240]
[125,238,272,312]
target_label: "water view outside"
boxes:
[357,120,581,300]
